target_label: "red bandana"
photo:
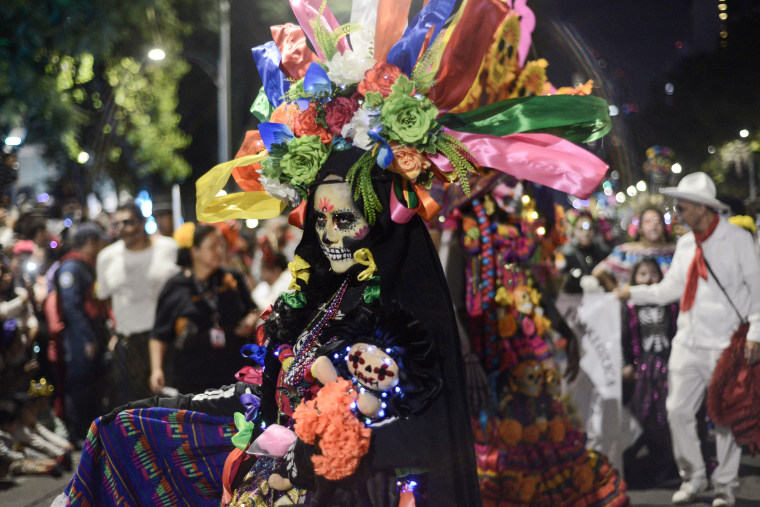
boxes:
[681,215,719,311]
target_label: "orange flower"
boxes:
[358,61,404,98]
[522,423,540,443]
[548,417,566,443]
[293,103,332,144]
[573,463,594,493]
[498,418,522,446]
[388,142,431,182]
[292,379,371,481]
[498,314,517,338]
[269,102,301,131]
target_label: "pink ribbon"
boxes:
[235,366,263,385]
[289,0,350,61]
[429,129,608,198]
[512,0,536,67]
[390,185,418,224]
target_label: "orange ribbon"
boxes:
[271,24,320,80]
[374,0,413,62]
[289,200,307,229]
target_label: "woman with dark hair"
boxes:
[148,223,258,395]
[593,206,676,291]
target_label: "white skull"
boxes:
[347,343,400,391]
[514,360,543,397]
[313,178,370,273]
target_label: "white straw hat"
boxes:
[660,172,728,211]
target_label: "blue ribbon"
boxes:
[368,131,394,168]
[240,343,267,365]
[386,0,457,77]
[303,62,332,97]
[239,393,261,422]
[251,41,290,108]
[259,122,294,151]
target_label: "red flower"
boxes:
[324,94,360,136]
[357,61,403,98]
[293,103,332,144]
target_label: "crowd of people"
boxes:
[0,197,302,487]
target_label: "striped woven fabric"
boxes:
[65,408,235,506]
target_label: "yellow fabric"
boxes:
[196,154,286,222]
[288,255,311,291]
[354,248,377,281]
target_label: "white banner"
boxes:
[555,293,639,473]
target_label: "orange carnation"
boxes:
[293,103,332,144]
[388,142,431,182]
[358,61,403,98]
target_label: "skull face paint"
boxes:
[347,343,400,391]
[313,179,370,273]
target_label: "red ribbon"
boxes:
[681,215,719,311]
[289,200,307,229]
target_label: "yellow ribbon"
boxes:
[195,153,286,222]
[354,248,377,282]
[288,255,311,291]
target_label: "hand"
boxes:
[268,473,293,491]
[746,340,760,365]
[150,369,165,394]
[616,284,631,300]
[622,364,635,381]
[234,311,260,337]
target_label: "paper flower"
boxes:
[326,49,375,86]
[357,61,403,98]
[381,91,439,150]
[258,171,301,207]
[341,107,382,150]
[324,94,360,136]
[388,142,430,182]
[280,135,330,187]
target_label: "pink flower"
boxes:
[324,94,360,136]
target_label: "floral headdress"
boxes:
[197,0,612,227]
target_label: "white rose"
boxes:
[326,50,375,86]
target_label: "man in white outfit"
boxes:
[97,202,179,406]
[618,172,760,507]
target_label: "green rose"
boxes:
[280,135,329,187]
[381,94,439,150]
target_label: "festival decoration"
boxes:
[196,0,612,226]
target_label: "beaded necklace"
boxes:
[282,277,350,390]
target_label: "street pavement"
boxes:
[1,449,759,506]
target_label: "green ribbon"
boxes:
[231,412,254,451]
[251,86,275,123]
[281,291,307,309]
[437,95,611,144]
[363,276,381,304]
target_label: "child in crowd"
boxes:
[11,392,72,470]
[0,399,62,479]
[621,258,678,487]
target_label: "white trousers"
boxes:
[666,341,742,486]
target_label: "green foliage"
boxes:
[0,0,215,192]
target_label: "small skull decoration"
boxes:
[544,368,562,398]
[512,285,535,315]
[347,343,400,391]
[513,360,544,397]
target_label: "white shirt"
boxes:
[96,235,180,334]
[630,218,760,348]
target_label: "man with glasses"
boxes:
[96,202,179,407]
[618,172,760,507]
